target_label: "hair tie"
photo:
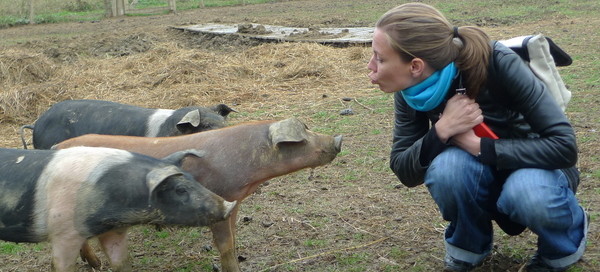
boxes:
[453,26,460,38]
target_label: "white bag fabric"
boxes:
[499,34,572,112]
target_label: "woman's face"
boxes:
[367,28,417,93]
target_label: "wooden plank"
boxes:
[173,23,374,46]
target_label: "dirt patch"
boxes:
[90,32,158,57]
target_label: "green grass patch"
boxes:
[0,0,281,28]
[341,170,359,182]
[591,169,600,179]
[155,230,170,239]
[0,242,24,254]
[303,239,327,248]
[335,252,370,268]
[2,0,600,30]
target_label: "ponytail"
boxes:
[453,26,491,98]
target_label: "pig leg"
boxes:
[211,203,241,272]
[97,228,132,272]
[50,235,86,272]
[79,240,102,268]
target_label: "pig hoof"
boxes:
[80,248,101,268]
[84,256,102,268]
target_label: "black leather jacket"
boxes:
[389,41,579,191]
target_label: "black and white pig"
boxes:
[0,146,236,272]
[20,99,236,149]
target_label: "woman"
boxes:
[367,3,588,272]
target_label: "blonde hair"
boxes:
[376,3,491,98]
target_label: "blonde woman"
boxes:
[368,3,587,272]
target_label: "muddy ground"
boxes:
[0,1,598,271]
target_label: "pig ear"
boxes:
[269,117,308,146]
[146,165,183,196]
[211,104,237,118]
[161,149,206,166]
[177,109,201,128]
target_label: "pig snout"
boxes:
[197,194,237,224]
[334,135,343,153]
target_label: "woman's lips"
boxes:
[368,76,377,85]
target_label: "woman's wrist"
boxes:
[434,120,452,143]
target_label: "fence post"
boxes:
[28,0,35,24]
[110,0,117,16]
[168,0,176,13]
[117,0,125,15]
[104,0,111,17]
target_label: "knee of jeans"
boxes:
[426,148,470,181]
[425,151,470,196]
[497,182,556,226]
[425,162,457,193]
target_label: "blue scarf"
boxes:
[401,62,457,111]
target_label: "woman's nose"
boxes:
[367,55,377,72]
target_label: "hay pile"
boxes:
[0,48,56,85]
[0,48,58,122]
[0,38,373,124]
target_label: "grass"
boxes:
[3,0,598,30]
[0,0,280,27]
[0,242,24,254]
[437,0,600,24]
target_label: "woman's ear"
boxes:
[410,58,436,80]
[409,58,426,77]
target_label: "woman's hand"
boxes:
[435,94,484,143]
[450,129,481,156]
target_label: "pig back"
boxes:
[32,100,156,149]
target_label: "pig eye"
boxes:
[175,187,188,196]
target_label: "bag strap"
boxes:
[499,35,572,67]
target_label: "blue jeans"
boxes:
[424,147,587,267]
